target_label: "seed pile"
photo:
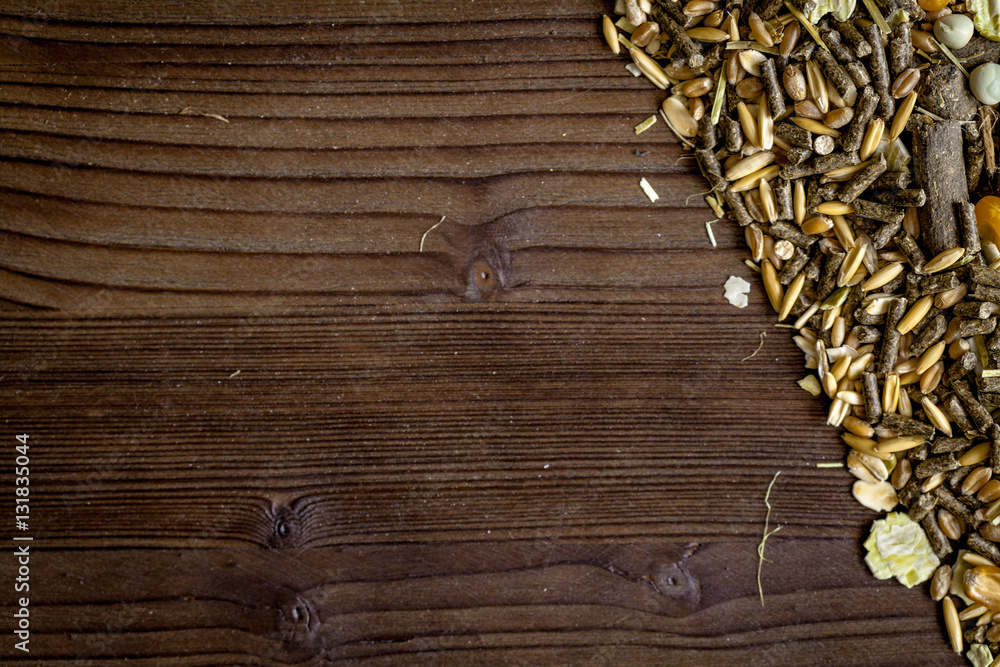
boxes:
[602,0,1000,660]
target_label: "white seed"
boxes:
[758,95,774,150]
[738,49,767,77]
[890,90,917,141]
[859,119,885,161]
[861,261,903,291]
[661,95,699,137]
[602,15,621,54]
[725,151,776,180]
[806,60,829,114]
[852,479,899,512]
[923,247,965,274]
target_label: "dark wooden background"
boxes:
[0,1,964,664]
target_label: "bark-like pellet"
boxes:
[932,437,975,455]
[875,189,927,208]
[724,189,754,226]
[698,114,717,150]
[973,265,1000,288]
[904,272,922,301]
[878,297,907,374]
[651,6,704,68]
[720,114,743,152]
[871,218,903,250]
[852,198,905,226]
[947,465,975,491]
[959,201,982,254]
[692,43,725,77]
[991,427,1000,473]
[695,148,727,192]
[920,271,962,295]
[911,441,931,462]
[814,46,857,99]
[816,182,841,203]
[754,0,785,20]
[988,330,1000,361]
[912,120,967,256]
[800,255,821,285]
[758,58,786,118]
[823,28,857,63]
[834,19,872,58]
[854,325,881,343]
[960,317,998,337]
[899,477,922,505]
[981,377,1000,393]
[813,135,835,155]
[774,178,793,222]
[968,533,1000,565]
[768,220,816,248]
[843,61,871,90]
[862,22,895,120]
[954,379,995,433]
[817,252,845,302]
[934,485,978,524]
[916,453,961,479]
[872,170,912,190]
[890,21,914,80]
[775,121,812,149]
[777,246,810,285]
[945,393,976,434]
[862,369,882,424]
[922,513,954,558]
[917,64,979,122]
[838,152,888,203]
[948,350,979,382]
[780,150,861,180]
[968,147,985,194]
[882,412,936,437]
[786,146,812,165]
[652,0,689,25]
[895,230,927,271]
[909,492,937,522]
[909,314,947,357]
[842,85,878,153]
[790,39,816,61]
[973,283,1000,303]
[854,307,884,326]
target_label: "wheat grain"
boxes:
[890,90,918,141]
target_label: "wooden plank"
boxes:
[0,543,951,664]
[0,1,967,664]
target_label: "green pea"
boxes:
[933,14,975,50]
[971,63,1000,106]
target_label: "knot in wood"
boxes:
[274,593,321,656]
[267,504,303,548]
[464,246,509,301]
